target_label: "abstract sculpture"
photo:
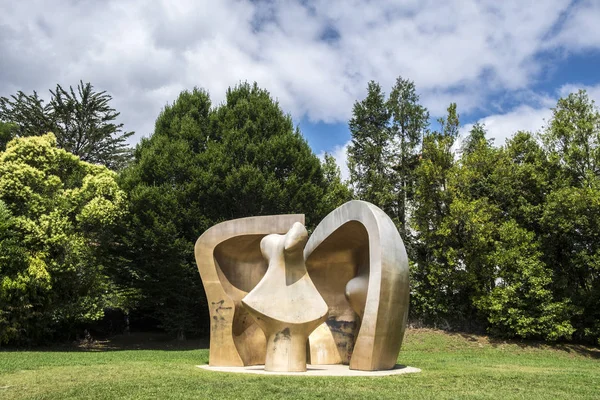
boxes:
[195,200,409,372]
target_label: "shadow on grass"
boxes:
[451,332,600,359]
[2,332,210,352]
[6,329,600,359]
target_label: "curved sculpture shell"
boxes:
[304,200,410,371]
[194,214,304,366]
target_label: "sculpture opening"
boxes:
[213,234,268,366]
[305,220,369,365]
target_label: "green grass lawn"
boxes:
[1,329,598,399]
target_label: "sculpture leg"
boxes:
[264,325,310,372]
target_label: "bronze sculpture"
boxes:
[194,200,409,372]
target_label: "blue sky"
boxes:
[296,47,600,152]
[1,0,600,178]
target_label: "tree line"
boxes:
[348,80,599,342]
[0,79,598,346]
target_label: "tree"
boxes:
[320,153,352,213]
[410,119,574,339]
[0,122,17,152]
[0,91,52,140]
[411,104,460,323]
[413,122,500,327]
[538,89,600,343]
[0,200,29,344]
[445,134,572,339]
[474,220,574,340]
[117,83,330,338]
[543,90,600,188]
[347,81,393,211]
[345,81,597,342]
[0,82,133,170]
[347,77,429,246]
[0,134,127,345]
[539,186,599,341]
[387,77,430,237]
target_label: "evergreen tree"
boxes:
[347,81,393,211]
[0,91,52,139]
[118,83,329,338]
[0,82,133,170]
[387,77,430,237]
[347,77,429,244]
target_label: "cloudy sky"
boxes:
[2,0,600,177]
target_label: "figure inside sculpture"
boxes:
[242,222,329,372]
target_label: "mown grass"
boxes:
[1,329,598,399]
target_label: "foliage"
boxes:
[474,221,574,340]
[347,81,394,210]
[0,122,18,152]
[321,153,353,213]
[411,108,576,340]
[387,77,431,237]
[536,90,600,343]
[543,90,600,188]
[0,200,29,343]
[117,83,332,338]
[0,82,133,170]
[0,134,127,345]
[0,92,52,140]
[410,104,461,323]
[348,77,429,245]
[346,81,597,341]
[2,75,599,346]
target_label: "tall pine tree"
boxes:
[347,81,393,211]
[387,77,430,237]
[347,77,429,246]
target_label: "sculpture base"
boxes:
[197,364,421,377]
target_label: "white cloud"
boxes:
[0,0,598,145]
[318,141,351,182]
[559,83,600,104]
[458,83,600,146]
[460,105,552,146]
[548,0,600,51]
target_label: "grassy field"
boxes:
[1,329,598,399]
